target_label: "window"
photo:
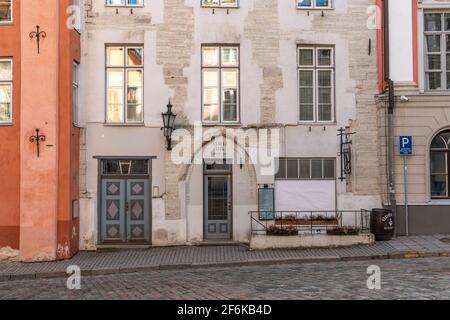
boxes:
[201,0,238,8]
[424,12,450,90]
[202,45,239,123]
[0,0,12,23]
[73,62,79,125]
[297,0,332,10]
[0,58,12,123]
[275,158,335,180]
[106,46,144,123]
[106,0,143,7]
[430,131,450,198]
[298,46,334,122]
[102,159,149,175]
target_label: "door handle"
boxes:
[125,201,129,213]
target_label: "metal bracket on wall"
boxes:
[29,128,46,158]
[337,127,356,181]
[29,25,46,54]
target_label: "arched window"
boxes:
[431,131,450,198]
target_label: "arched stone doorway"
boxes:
[430,130,450,198]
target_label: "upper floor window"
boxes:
[424,12,450,90]
[0,58,12,124]
[298,46,334,123]
[297,0,332,10]
[106,0,143,7]
[202,45,240,123]
[201,0,238,8]
[0,0,12,23]
[106,46,144,124]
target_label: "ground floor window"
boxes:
[431,131,450,198]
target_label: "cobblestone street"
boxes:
[1,257,449,300]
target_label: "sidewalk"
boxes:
[1,235,450,282]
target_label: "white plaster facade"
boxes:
[78,0,382,249]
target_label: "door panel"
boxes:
[126,180,150,242]
[101,180,126,242]
[205,176,232,239]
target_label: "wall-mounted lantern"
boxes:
[337,127,356,181]
[161,100,177,151]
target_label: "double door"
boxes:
[101,179,150,243]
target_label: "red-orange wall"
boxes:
[0,0,21,249]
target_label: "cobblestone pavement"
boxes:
[1,257,450,300]
[2,235,450,281]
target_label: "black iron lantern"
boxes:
[161,100,177,151]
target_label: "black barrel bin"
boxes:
[370,209,394,241]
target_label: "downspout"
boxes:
[384,0,397,236]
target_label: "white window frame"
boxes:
[73,62,79,126]
[202,45,240,124]
[423,11,450,91]
[296,0,333,10]
[275,158,336,181]
[105,0,144,7]
[201,0,239,8]
[298,46,335,123]
[105,45,144,124]
[0,0,13,24]
[0,58,13,124]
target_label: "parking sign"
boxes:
[400,136,413,156]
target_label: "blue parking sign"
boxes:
[400,136,413,156]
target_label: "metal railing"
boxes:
[249,210,371,236]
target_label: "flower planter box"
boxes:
[274,219,339,226]
[326,228,360,236]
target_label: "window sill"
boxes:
[103,123,146,127]
[202,122,242,127]
[429,199,450,205]
[0,122,13,126]
[297,122,337,126]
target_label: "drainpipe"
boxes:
[384,0,397,236]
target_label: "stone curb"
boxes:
[1,251,449,282]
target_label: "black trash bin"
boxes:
[370,209,394,241]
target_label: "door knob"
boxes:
[125,201,129,212]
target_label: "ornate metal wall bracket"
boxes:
[29,129,46,157]
[338,127,356,181]
[29,25,47,54]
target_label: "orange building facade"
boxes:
[0,0,80,261]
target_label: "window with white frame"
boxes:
[297,0,332,10]
[73,62,79,125]
[106,0,143,7]
[0,0,12,23]
[106,46,144,123]
[424,12,450,90]
[202,45,239,123]
[0,58,12,123]
[298,46,334,122]
[275,158,336,180]
[201,0,238,8]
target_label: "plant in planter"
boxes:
[275,214,339,226]
[326,227,360,236]
[266,225,298,236]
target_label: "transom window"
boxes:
[297,0,332,10]
[102,159,149,175]
[298,46,334,123]
[275,158,335,180]
[424,12,450,90]
[0,0,12,23]
[106,0,143,7]
[202,45,240,123]
[430,131,450,198]
[106,46,144,123]
[201,0,238,8]
[0,58,12,123]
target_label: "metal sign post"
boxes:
[400,136,413,236]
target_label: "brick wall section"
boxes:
[156,0,195,219]
[244,0,283,124]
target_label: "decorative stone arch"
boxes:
[428,127,450,200]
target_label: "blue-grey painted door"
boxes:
[126,180,150,242]
[101,180,126,242]
[101,179,150,243]
[204,175,232,240]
